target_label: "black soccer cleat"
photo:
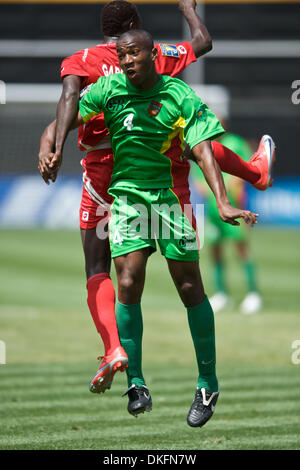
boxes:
[187,387,219,428]
[123,384,152,417]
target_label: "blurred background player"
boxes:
[38,0,215,394]
[190,119,263,314]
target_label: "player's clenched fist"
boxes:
[38,151,61,185]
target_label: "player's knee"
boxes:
[179,279,195,298]
[85,258,110,279]
[119,274,135,291]
[178,279,205,307]
[118,273,143,303]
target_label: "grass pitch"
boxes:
[0,227,299,450]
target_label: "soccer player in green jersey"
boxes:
[54,29,258,428]
[39,0,275,402]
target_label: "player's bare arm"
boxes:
[38,108,83,183]
[47,109,84,174]
[49,75,82,173]
[192,140,259,227]
[178,0,212,57]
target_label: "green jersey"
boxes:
[79,73,224,190]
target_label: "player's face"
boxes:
[117,39,157,89]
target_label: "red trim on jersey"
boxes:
[162,134,196,231]
[170,185,197,232]
[162,134,191,190]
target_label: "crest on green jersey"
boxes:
[148,100,162,117]
[197,105,207,121]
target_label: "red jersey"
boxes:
[60,41,197,151]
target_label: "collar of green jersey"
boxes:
[125,73,164,95]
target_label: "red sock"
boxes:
[211,141,260,184]
[87,273,120,356]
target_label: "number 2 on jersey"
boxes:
[123,113,134,131]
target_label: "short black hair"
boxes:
[117,29,154,51]
[101,1,141,37]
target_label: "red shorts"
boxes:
[79,149,114,230]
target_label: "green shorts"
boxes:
[108,185,200,261]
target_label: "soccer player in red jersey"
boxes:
[38,0,275,395]
[48,28,259,427]
[38,0,216,394]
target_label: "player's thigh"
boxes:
[80,184,111,277]
[79,150,113,230]
[113,248,152,304]
[80,228,111,278]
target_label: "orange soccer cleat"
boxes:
[89,346,128,394]
[250,135,276,191]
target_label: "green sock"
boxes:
[187,296,219,392]
[214,262,226,293]
[115,301,145,388]
[243,260,257,292]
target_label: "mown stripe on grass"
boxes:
[1,421,299,451]
[1,362,300,450]
[2,384,298,410]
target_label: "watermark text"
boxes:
[291,340,300,365]
[291,80,300,105]
[0,80,6,104]
[0,340,6,364]
[94,199,205,249]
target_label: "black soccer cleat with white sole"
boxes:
[123,384,152,417]
[187,387,219,428]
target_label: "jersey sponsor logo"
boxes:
[80,84,92,100]
[159,44,180,58]
[107,97,127,112]
[179,235,197,250]
[196,105,207,121]
[148,100,162,117]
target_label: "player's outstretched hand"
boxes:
[218,202,259,227]
[178,0,197,12]
[38,151,57,185]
